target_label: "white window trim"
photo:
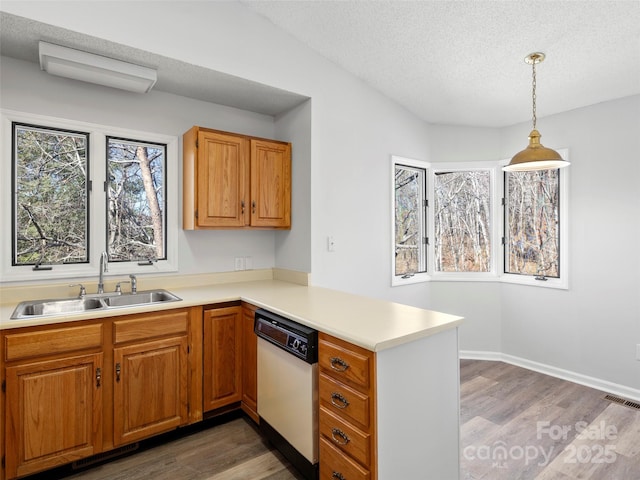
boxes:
[391,155,430,286]
[501,149,570,290]
[1,109,179,283]
[390,154,569,290]
[428,161,503,282]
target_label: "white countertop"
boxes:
[0,279,463,352]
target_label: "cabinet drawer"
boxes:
[320,406,371,467]
[113,310,188,344]
[320,373,370,430]
[319,335,372,391]
[320,437,370,480]
[4,323,103,362]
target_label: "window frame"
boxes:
[12,122,92,267]
[391,155,430,286]
[501,150,569,290]
[428,162,503,282]
[1,109,179,283]
[390,154,569,290]
[106,135,168,263]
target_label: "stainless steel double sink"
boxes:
[10,289,182,319]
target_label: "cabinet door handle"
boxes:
[252,201,256,214]
[330,392,350,409]
[241,200,245,213]
[331,428,350,445]
[332,472,346,480]
[96,367,101,387]
[330,356,350,372]
[115,362,121,382]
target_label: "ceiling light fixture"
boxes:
[38,41,157,93]
[503,52,569,172]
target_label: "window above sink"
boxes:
[0,109,179,282]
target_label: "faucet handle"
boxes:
[114,281,130,294]
[69,284,86,297]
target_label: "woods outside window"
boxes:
[2,110,178,281]
[391,155,568,289]
[107,137,166,263]
[13,123,90,267]
[392,156,428,286]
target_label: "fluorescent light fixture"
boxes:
[38,41,157,93]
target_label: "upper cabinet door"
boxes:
[250,139,291,228]
[196,131,250,228]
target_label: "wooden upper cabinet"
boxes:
[197,130,249,228]
[183,126,291,230]
[250,139,291,228]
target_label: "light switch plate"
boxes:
[636,344,640,361]
[234,257,245,271]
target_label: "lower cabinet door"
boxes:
[113,336,188,446]
[203,306,243,411]
[5,353,103,479]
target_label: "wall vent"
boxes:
[72,442,139,470]
[604,394,640,411]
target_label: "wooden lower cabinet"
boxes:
[113,336,188,446]
[4,352,103,479]
[240,303,258,422]
[203,306,243,411]
[1,309,195,480]
[318,333,377,480]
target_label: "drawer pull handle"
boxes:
[115,362,121,382]
[241,200,245,213]
[330,356,350,372]
[96,367,101,387]
[332,473,346,480]
[330,392,350,409]
[331,428,350,445]
[252,201,256,214]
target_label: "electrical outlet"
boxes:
[234,257,245,271]
[636,344,640,361]
[245,256,253,270]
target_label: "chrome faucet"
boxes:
[129,274,138,294]
[98,251,108,294]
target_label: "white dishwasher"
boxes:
[254,309,319,480]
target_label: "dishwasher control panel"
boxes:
[254,309,318,364]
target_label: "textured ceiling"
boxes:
[2,2,639,127]
[242,0,640,127]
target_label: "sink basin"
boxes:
[11,297,106,319]
[10,289,182,319]
[102,290,181,308]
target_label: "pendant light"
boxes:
[503,52,569,172]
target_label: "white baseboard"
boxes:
[460,350,640,403]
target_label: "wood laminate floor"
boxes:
[24,360,640,480]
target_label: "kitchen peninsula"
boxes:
[0,272,463,480]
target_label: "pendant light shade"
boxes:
[503,53,569,172]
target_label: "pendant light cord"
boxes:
[531,58,537,130]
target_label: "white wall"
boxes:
[498,96,640,390]
[274,100,312,273]
[0,55,279,276]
